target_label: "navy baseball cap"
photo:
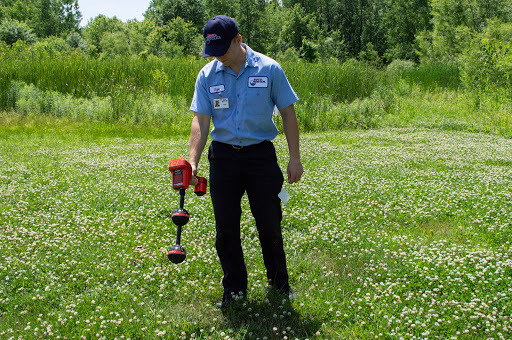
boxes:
[202,15,239,57]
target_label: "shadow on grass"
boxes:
[218,290,322,339]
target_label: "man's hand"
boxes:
[188,112,211,187]
[189,165,198,187]
[287,158,303,184]
[280,104,303,184]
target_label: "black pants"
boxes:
[208,140,289,297]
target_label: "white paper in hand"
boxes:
[278,188,290,204]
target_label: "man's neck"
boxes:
[230,45,247,75]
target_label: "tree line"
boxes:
[0,0,511,66]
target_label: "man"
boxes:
[188,15,303,308]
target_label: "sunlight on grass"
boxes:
[1,122,511,339]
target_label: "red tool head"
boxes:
[168,244,186,264]
[168,158,192,190]
[194,176,207,196]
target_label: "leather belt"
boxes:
[214,140,270,150]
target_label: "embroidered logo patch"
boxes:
[205,34,222,44]
[248,77,268,88]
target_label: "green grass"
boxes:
[1,119,511,339]
[4,45,511,138]
[2,43,511,138]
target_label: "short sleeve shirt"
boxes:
[190,44,299,146]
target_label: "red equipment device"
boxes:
[167,158,207,264]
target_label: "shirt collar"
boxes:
[215,43,258,73]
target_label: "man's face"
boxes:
[215,39,237,66]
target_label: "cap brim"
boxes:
[202,42,231,57]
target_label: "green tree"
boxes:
[32,0,81,37]
[203,0,239,18]
[35,0,57,37]
[382,0,432,61]
[165,16,202,55]
[317,30,347,61]
[125,20,150,55]
[284,0,386,59]
[427,0,512,59]
[100,31,130,57]
[236,0,267,49]
[66,31,88,51]
[0,18,35,45]
[58,0,82,33]
[0,0,36,23]
[461,20,512,94]
[144,0,206,31]
[279,4,320,53]
[0,0,81,37]
[83,15,124,55]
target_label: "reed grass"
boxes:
[1,42,511,137]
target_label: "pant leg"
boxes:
[244,142,289,291]
[208,142,248,296]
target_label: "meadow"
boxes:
[1,118,512,339]
[1,43,512,339]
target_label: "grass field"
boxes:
[1,118,511,339]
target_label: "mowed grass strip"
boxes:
[1,121,512,339]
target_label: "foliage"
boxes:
[66,31,87,52]
[1,0,509,64]
[0,0,81,38]
[100,31,131,57]
[164,17,203,56]
[278,4,319,54]
[83,15,124,55]
[381,0,432,62]
[2,41,511,137]
[144,0,206,31]
[33,35,71,54]
[0,18,35,45]
[316,30,348,62]
[421,0,512,60]
[358,42,383,68]
[461,20,512,100]
[0,0,36,23]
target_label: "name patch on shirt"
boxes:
[248,77,268,88]
[209,85,225,94]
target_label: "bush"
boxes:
[66,31,88,52]
[276,47,300,63]
[386,59,416,79]
[34,36,71,54]
[0,19,35,46]
[461,21,512,98]
[317,31,347,62]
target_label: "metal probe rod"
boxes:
[176,225,182,245]
[179,188,186,209]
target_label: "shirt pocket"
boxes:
[245,87,273,115]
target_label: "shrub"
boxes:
[461,21,512,98]
[0,19,35,46]
[66,31,88,52]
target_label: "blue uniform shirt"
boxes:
[190,44,299,146]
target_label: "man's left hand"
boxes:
[287,158,304,184]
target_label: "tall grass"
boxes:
[0,42,204,100]
[1,42,511,136]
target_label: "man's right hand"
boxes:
[189,164,199,187]
[188,112,211,188]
